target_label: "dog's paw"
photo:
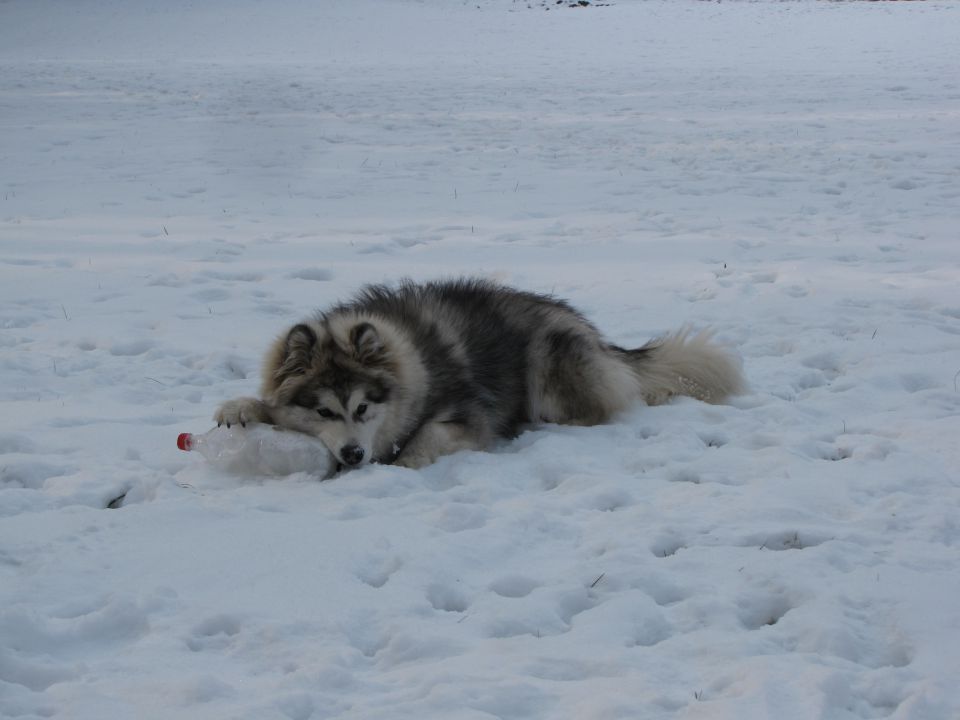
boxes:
[213,397,271,428]
[393,449,436,470]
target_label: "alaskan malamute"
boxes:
[215,278,744,469]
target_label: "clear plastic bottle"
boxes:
[177,425,337,478]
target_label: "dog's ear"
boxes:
[350,322,387,365]
[274,323,317,381]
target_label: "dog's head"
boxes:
[260,316,396,467]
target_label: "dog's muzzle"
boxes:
[340,444,365,466]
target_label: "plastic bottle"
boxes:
[177,425,337,478]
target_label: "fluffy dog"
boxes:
[215,278,744,469]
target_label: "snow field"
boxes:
[2,1,960,718]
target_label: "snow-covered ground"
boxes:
[2,1,960,718]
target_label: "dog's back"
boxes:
[338,278,744,433]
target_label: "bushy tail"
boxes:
[619,327,745,406]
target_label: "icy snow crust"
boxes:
[2,1,960,718]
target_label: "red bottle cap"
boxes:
[176,433,192,451]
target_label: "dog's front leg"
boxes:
[214,397,274,428]
[394,421,485,469]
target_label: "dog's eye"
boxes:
[356,403,368,417]
[317,408,335,419]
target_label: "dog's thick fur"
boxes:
[215,278,745,469]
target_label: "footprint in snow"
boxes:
[800,351,843,380]
[428,502,489,532]
[426,583,470,613]
[489,574,540,599]
[109,339,154,357]
[749,271,778,284]
[356,555,402,589]
[698,431,729,448]
[799,440,853,462]
[737,589,797,630]
[890,179,918,191]
[186,614,243,652]
[745,530,828,551]
[190,288,231,303]
[651,539,686,559]
[899,373,939,394]
[0,433,37,454]
[0,461,74,489]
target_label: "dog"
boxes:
[215,278,745,469]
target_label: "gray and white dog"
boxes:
[215,278,744,469]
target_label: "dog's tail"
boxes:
[617,327,745,406]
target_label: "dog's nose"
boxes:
[340,444,365,466]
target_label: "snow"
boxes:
[2,0,960,718]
